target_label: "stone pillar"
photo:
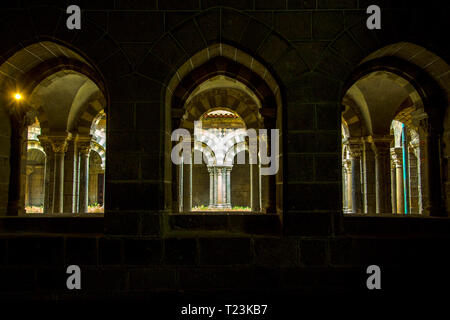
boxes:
[208,167,214,207]
[361,140,376,214]
[349,144,362,213]
[393,147,404,214]
[390,153,397,214]
[408,146,419,214]
[39,137,54,213]
[63,140,77,213]
[226,167,231,208]
[213,168,218,207]
[372,138,392,214]
[217,168,223,206]
[250,163,260,212]
[50,135,70,213]
[179,161,183,212]
[343,159,352,213]
[77,138,91,213]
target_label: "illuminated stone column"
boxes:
[408,146,419,214]
[371,138,392,214]
[349,144,362,213]
[361,140,376,214]
[77,137,91,213]
[49,135,70,213]
[393,147,404,214]
[226,167,231,208]
[343,159,352,213]
[390,151,397,214]
[39,137,54,213]
[208,167,214,207]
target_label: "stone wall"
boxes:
[0,0,449,299]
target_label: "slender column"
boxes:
[226,168,231,208]
[208,167,214,207]
[213,168,218,207]
[349,144,362,213]
[39,137,54,213]
[362,140,376,214]
[408,146,419,214]
[50,135,70,213]
[217,168,223,206]
[343,160,352,213]
[342,163,348,213]
[371,138,392,214]
[179,160,183,212]
[393,148,404,214]
[390,152,397,214]
[77,138,91,213]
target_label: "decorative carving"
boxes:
[76,135,93,155]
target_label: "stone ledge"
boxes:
[167,212,282,235]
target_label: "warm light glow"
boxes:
[14,93,23,100]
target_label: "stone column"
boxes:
[213,167,218,207]
[390,152,397,214]
[349,145,362,213]
[408,146,419,214]
[393,147,404,214]
[343,159,352,213]
[39,137,54,213]
[361,140,376,214]
[77,138,91,213]
[226,167,231,208]
[208,167,214,207]
[371,138,392,214]
[179,160,184,212]
[217,168,223,206]
[50,135,70,213]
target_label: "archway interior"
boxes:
[10,46,108,215]
[177,75,267,212]
[342,70,428,215]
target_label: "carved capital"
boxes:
[76,135,93,155]
[391,147,403,167]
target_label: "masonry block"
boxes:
[123,239,162,265]
[199,238,251,265]
[164,238,197,265]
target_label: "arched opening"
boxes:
[341,43,449,217]
[166,44,282,216]
[0,41,108,216]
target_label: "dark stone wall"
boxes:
[192,163,209,208]
[231,152,251,207]
[0,0,449,299]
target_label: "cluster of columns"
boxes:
[178,158,262,212]
[38,134,93,214]
[208,166,231,209]
[343,131,433,215]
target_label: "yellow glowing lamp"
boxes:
[13,93,23,101]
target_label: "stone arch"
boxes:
[341,42,450,217]
[165,42,283,214]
